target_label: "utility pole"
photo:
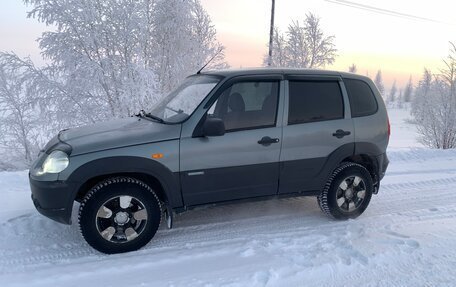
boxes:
[267,0,275,67]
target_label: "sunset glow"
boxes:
[202,0,456,87]
[1,0,455,88]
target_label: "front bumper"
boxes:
[29,175,75,225]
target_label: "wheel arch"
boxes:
[75,172,168,204]
[68,156,183,210]
[341,154,378,184]
[316,142,383,192]
[341,141,385,186]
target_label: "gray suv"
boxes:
[29,68,390,254]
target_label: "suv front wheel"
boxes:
[318,162,373,219]
[78,177,162,254]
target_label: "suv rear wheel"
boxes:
[318,162,373,219]
[78,177,162,254]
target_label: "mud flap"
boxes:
[165,206,173,229]
[373,182,380,194]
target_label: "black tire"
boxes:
[318,162,373,220]
[78,177,162,254]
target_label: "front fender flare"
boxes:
[67,156,183,209]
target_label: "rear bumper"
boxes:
[376,153,389,180]
[29,175,75,225]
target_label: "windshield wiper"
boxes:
[136,110,164,123]
[165,106,184,114]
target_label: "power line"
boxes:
[324,0,454,26]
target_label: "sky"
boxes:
[1,0,455,89]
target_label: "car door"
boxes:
[179,75,285,206]
[279,76,355,194]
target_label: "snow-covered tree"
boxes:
[412,69,432,114]
[22,0,226,116]
[348,64,357,73]
[24,0,156,118]
[403,76,414,102]
[265,13,336,68]
[263,27,288,67]
[374,70,385,98]
[0,55,48,169]
[152,0,227,93]
[303,13,337,68]
[285,20,309,68]
[412,43,456,149]
[388,80,397,103]
[397,89,404,108]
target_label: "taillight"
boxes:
[387,116,391,138]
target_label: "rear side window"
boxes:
[288,81,344,124]
[344,79,378,117]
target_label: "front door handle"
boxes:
[258,136,280,146]
[332,129,351,139]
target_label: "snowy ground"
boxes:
[1,108,456,286]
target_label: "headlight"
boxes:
[37,150,69,175]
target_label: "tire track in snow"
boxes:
[2,174,456,274]
[387,148,456,162]
[382,176,456,191]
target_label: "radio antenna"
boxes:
[197,47,223,74]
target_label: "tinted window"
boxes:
[208,81,279,131]
[344,79,378,117]
[288,81,344,124]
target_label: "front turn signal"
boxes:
[152,153,164,159]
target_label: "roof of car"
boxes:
[201,67,369,80]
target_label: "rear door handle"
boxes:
[332,129,351,138]
[258,136,280,146]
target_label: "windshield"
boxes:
[150,75,221,123]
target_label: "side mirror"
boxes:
[203,117,225,137]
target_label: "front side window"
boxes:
[208,81,279,131]
[150,75,221,123]
[288,81,344,125]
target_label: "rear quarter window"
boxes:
[344,79,378,117]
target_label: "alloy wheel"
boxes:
[335,176,367,212]
[95,195,148,243]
